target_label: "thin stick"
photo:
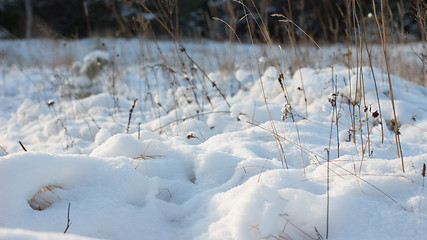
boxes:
[326,148,330,239]
[422,163,426,190]
[364,43,384,144]
[64,203,71,234]
[334,75,340,158]
[0,145,8,155]
[126,98,138,134]
[19,141,27,152]
[325,66,337,239]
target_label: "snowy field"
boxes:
[0,38,426,240]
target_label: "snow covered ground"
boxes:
[0,38,426,240]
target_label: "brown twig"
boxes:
[0,145,8,155]
[126,98,138,134]
[325,148,330,239]
[19,141,27,152]
[422,163,426,190]
[63,202,71,234]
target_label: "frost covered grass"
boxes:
[0,35,426,240]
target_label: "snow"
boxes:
[0,228,100,240]
[0,38,426,240]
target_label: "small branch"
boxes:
[422,163,426,190]
[19,141,27,152]
[126,98,138,134]
[314,226,325,240]
[324,148,330,239]
[64,203,71,234]
[0,145,8,155]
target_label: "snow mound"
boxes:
[0,228,102,240]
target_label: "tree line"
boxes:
[0,0,425,42]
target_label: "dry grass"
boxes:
[0,145,7,156]
[1,1,426,238]
[28,185,63,211]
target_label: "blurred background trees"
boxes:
[0,0,425,42]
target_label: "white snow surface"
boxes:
[0,39,427,240]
